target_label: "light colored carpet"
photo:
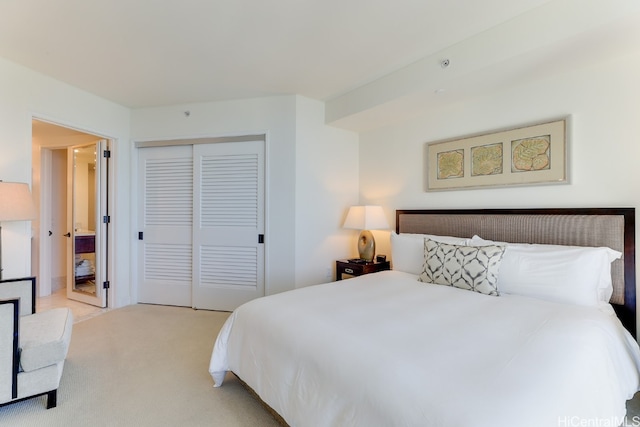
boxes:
[0,304,280,427]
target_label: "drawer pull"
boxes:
[345,268,354,274]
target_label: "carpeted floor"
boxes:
[0,304,280,427]
[2,303,640,426]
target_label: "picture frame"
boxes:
[426,117,568,191]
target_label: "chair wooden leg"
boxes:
[46,390,57,409]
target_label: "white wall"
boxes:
[358,50,640,322]
[0,59,358,304]
[131,96,298,295]
[294,96,359,287]
[131,95,360,295]
[0,53,357,304]
[9,38,635,311]
[0,57,131,307]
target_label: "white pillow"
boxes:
[391,232,467,275]
[468,235,622,307]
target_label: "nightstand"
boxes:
[335,259,390,281]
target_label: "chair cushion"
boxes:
[20,308,73,372]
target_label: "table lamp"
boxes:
[0,182,37,279]
[343,205,389,262]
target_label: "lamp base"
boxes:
[357,229,375,262]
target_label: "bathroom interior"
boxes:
[48,143,98,297]
[71,145,97,295]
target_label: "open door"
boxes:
[65,140,108,307]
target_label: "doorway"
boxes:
[32,119,110,309]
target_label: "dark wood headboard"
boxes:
[396,208,636,337]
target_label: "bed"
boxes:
[209,208,640,427]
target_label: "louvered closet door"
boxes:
[137,145,193,306]
[192,140,265,311]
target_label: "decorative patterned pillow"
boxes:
[418,238,506,296]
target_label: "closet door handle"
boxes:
[64,232,71,237]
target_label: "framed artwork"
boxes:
[426,117,567,191]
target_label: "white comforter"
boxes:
[209,270,640,427]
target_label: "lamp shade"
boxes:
[0,182,37,221]
[343,205,389,230]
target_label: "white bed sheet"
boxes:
[209,270,640,427]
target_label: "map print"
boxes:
[437,149,463,179]
[512,135,550,172]
[471,143,503,176]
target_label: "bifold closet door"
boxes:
[192,140,265,311]
[137,145,193,306]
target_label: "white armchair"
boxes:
[0,277,73,409]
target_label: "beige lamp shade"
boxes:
[0,181,37,279]
[342,205,389,231]
[0,182,37,221]
[343,206,389,262]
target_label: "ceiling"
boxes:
[3,0,640,124]
[32,118,101,146]
[1,0,558,108]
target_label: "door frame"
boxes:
[32,116,115,307]
[38,149,54,297]
[65,141,109,307]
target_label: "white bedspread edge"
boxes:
[210,310,236,387]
